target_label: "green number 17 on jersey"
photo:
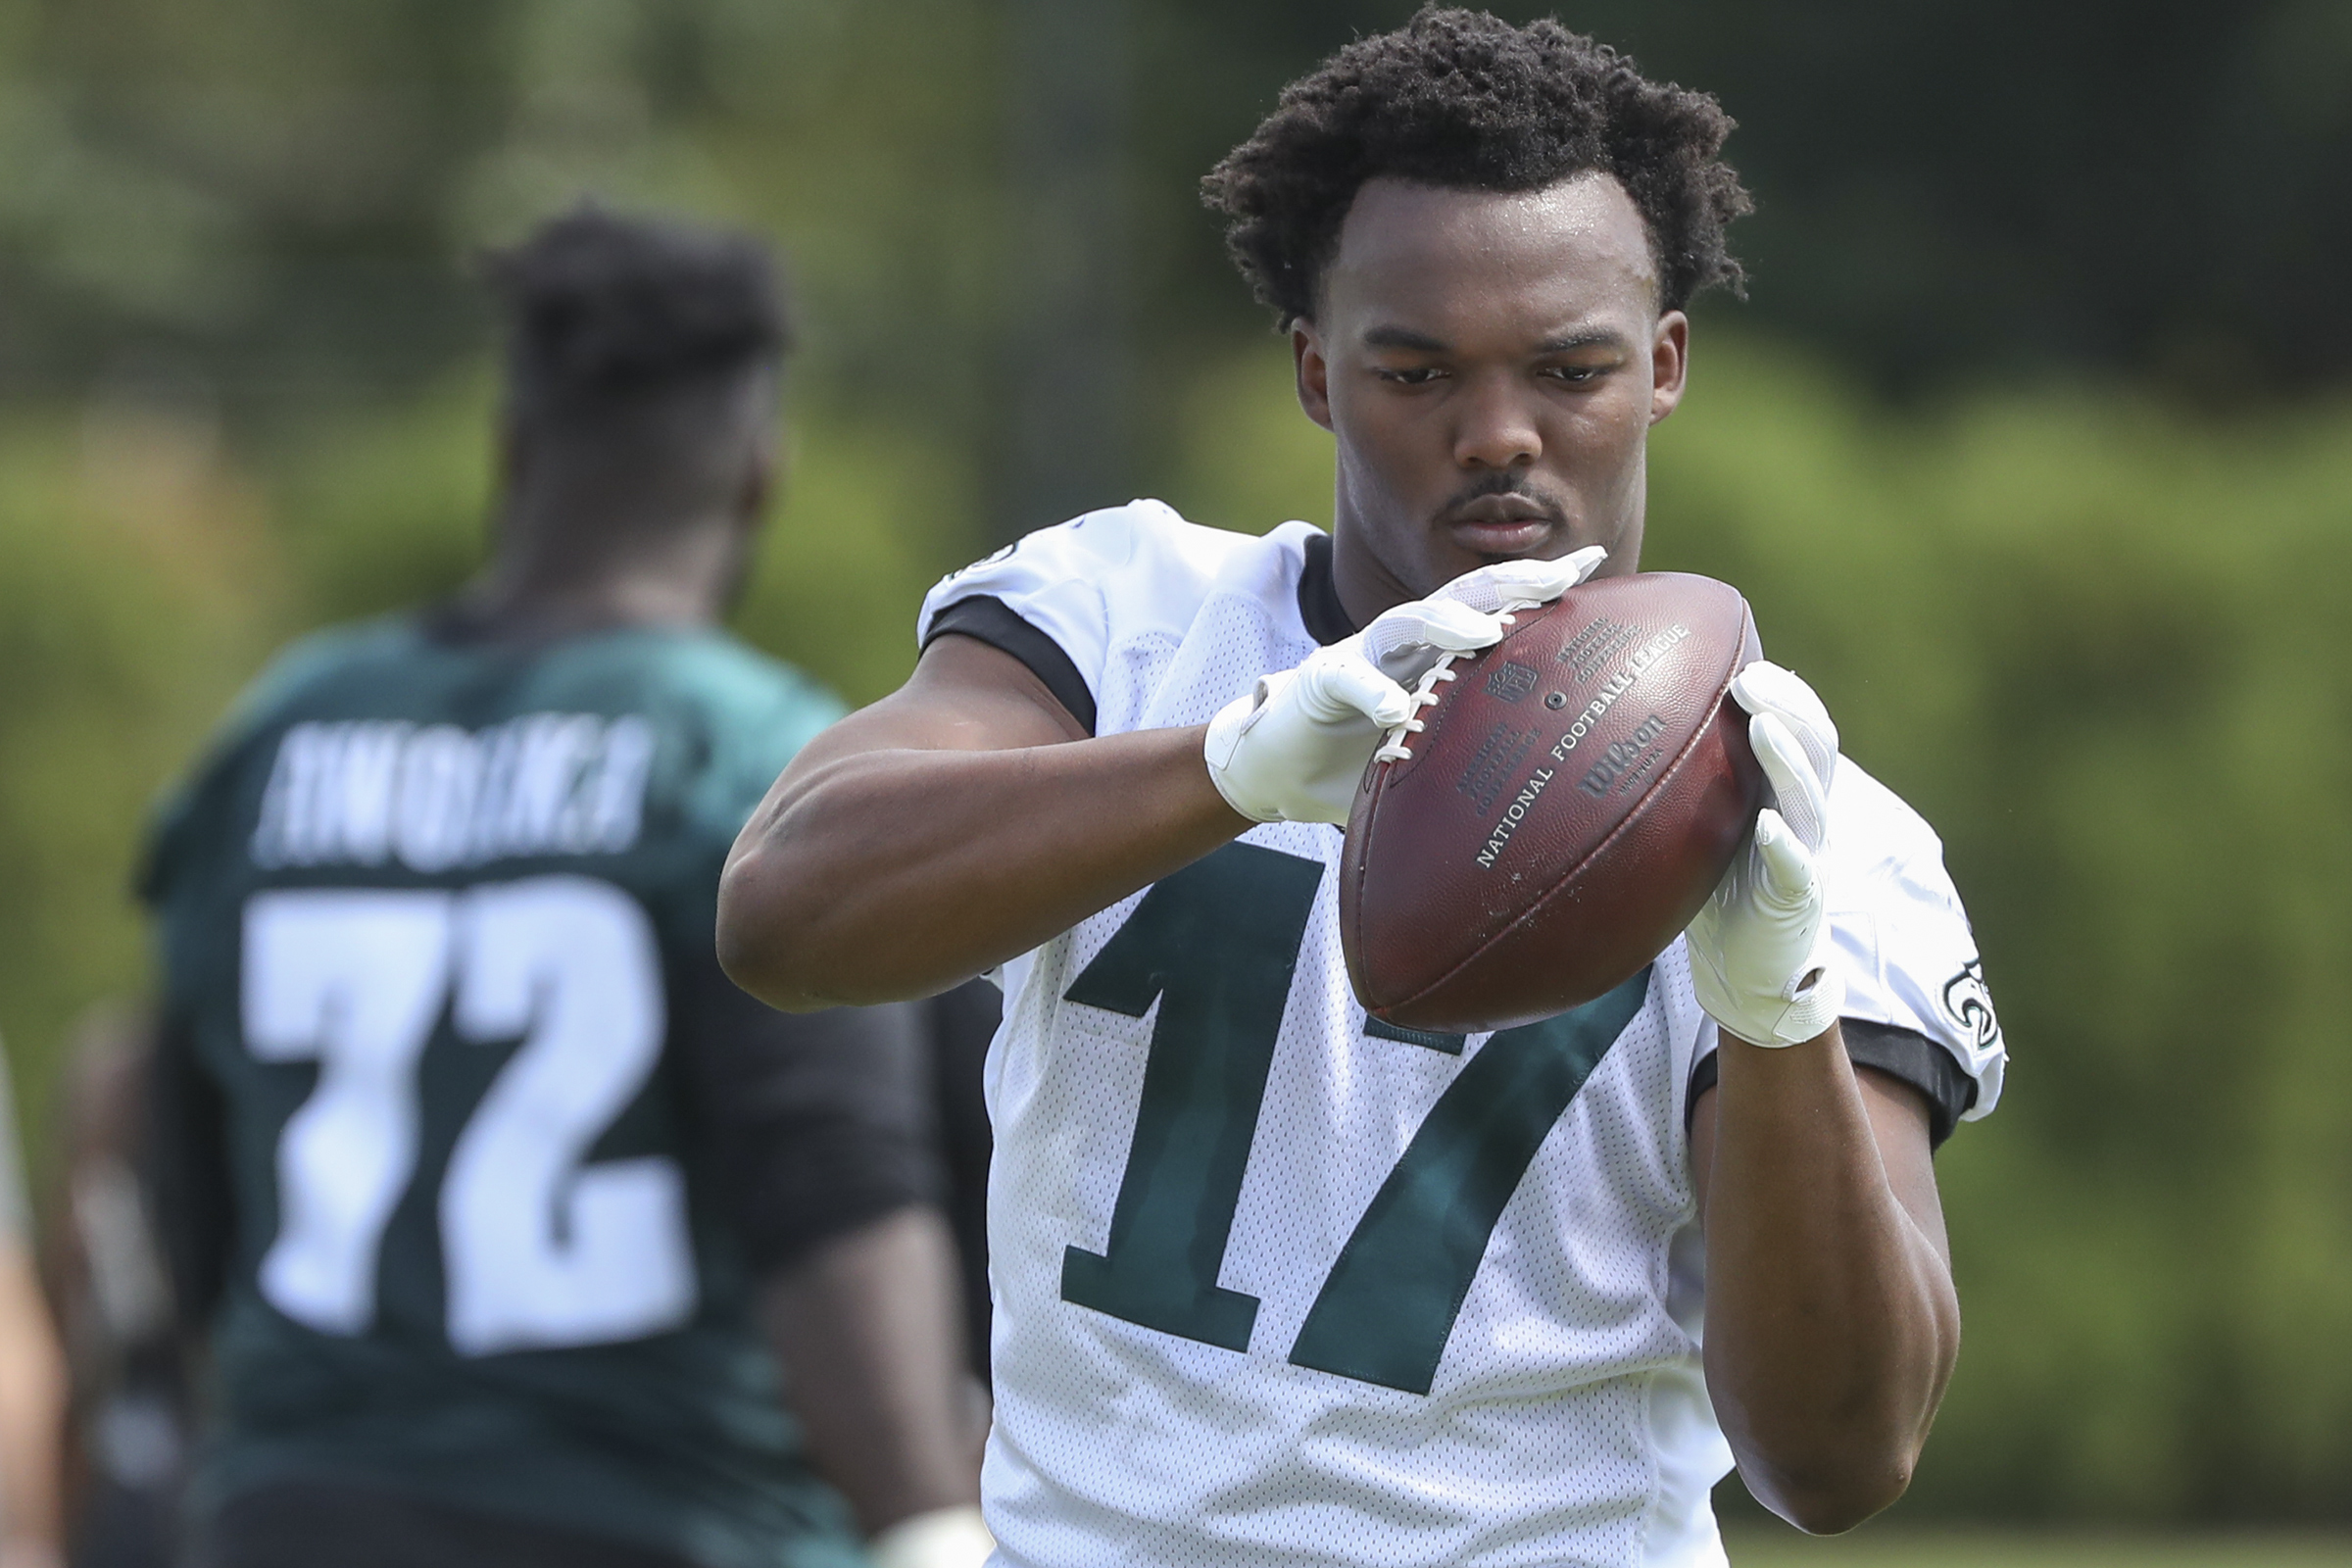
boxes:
[1059,841,1650,1396]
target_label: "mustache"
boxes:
[1432,471,1572,527]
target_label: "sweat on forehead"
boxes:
[1200,7,1749,327]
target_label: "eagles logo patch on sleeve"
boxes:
[1940,959,2001,1051]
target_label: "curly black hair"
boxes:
[483,204,792,425]
[1202,8,1751,326]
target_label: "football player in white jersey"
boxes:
[720,10,2005,1566]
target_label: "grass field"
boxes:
[1722,1530,2352,1566]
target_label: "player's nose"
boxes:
[1450,373,1542,470]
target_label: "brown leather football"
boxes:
[1340,572,1765,1033]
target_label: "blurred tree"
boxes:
[0,397,280,1164]
[997,0,1138,539]
[3,1,2347,452]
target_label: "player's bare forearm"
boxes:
[719,637,1249,1010]
[1690,1030,1959,1535]
[760,1206,981,1534]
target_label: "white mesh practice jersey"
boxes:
[916,502,2006,1568]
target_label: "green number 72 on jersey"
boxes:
[1058,841,1649,1396]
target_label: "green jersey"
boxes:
[142,616,885,1568]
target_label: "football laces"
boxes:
[1373,658,1456,763]
[1372,602,1534,764]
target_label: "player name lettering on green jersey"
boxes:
[251,713,655,873]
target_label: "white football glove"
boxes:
[868,1506,993,1568]
[1685,661,1845,1048]
[1203,548,1608,825]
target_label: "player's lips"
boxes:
[1443,495,1561,555]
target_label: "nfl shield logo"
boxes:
[1485,662,1540,703]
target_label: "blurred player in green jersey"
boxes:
[140,209,988,1568]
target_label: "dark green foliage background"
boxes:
[3,0,2348,1525]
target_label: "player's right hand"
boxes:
[1685,662,1844,1047]
[1203,548,1606,825]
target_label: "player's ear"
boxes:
[1649,311,1690,425]
[735,453,771,528]
[732,369,783,527]
[1294,319,1335,433]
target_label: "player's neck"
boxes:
[453,573,712,642]
[1327,524,1417,631]
[456,530,737,643]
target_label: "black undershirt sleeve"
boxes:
[144,1007,233,1335]
[1685,1018,1979,1151]
[669,938,943,1280]
[925,978,1001,1383]
[1296,531,1358,646]
[924,596,1097,736]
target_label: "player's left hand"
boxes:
[1685,662,1844,1049]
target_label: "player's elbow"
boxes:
[1749,1446,1918,1537]
[716,844,844,1013]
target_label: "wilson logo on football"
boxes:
[1575,713,1669,798]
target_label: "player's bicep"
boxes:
[719,634,1092,1001]
[772,633,1088,795]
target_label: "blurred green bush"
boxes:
[0,402,279,1156]
[5,333,2349,1521]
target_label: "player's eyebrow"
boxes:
[1534,328,1632,355]
[1361,324,1450,353]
